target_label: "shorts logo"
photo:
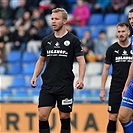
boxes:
[68,106,71,109]
[64,40,70,46]
[108,106,111,111]
[62,98,72,105]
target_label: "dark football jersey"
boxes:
[40,32,84,86]
[105,42,132,88]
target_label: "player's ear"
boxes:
[116,32,118,38]
[128,29,130,36]
[63,19,67,24]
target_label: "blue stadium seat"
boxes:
[88,14,103,25]
[1,89,12,97]
[22,63,35,75]
[6,63,22,75]
[91,26,106,38]
[15,89,29,97]
[119,14,127,22]
[31,89,40,96]
[76,26,91,39]
[22,51,37,63]
[9,76,25,89]
[7,51,21,63]
[104,13,119,25]
[74,89,92,102]
[1,89,13,102]
[79,89,92,97]
[91,89,100,97]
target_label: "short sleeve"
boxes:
[104,46,112,65]
[40,38,47,57]
[73,37,84,57]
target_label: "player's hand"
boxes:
[75,80,84,89]
[122,86,129,97]
[30,77,37,88]
[122,88,126,97]
[99,90,106,102]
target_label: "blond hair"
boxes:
[52,8,68,20]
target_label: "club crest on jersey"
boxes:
[64,40,70,46]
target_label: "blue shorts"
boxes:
[121,82,133,109]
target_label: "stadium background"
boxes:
[1,0,131,132]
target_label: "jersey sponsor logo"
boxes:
[114,50,119,54]
[62,98,73,105]
[47,50,68,57]
[64,40,70,46]
[115,56,132,62]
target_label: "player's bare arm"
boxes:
[100,63,110,102]
[75,56,86,89]
[30,56,46,88]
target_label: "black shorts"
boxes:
[108,90,122,113]
[38,84,74,113]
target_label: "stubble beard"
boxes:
[53,24,63,32]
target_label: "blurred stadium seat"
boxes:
[106,25,117,38]
[87,14,103,25]
[119,14,127,22]
[86,62,103,75]
[9,76,25,89]
[1,89,12,97]
[104,13,119,25]
[7,51,21,63]
[22,63,35,75]
[91,26,106,38]
[15,89,29,97]
[22,51,37,63]
[76,26,91,39]
[31,89,40,96]
[6,63,22,75]
[88,75,101,89]
[74,89,91,102]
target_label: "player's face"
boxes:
[51,12,66,31]
[128,12,133,28]
[117,26,130,42]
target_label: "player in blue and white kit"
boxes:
[118,9,133,133]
